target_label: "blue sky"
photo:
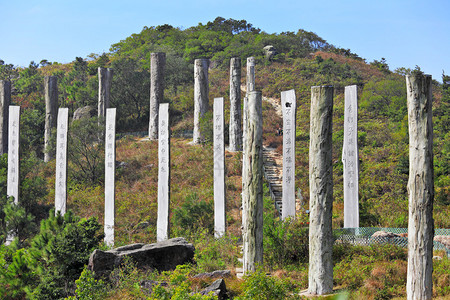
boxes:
[1,0,448,82]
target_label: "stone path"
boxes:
[262,147,283,216]
[262,95,284,217]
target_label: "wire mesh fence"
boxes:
[334,227,450,257]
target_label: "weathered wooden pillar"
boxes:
[44,76,58,162]
[406,74,434,300]
[0,80,11,155]
[105,108,116,246]
[157,103,170,242]
[193,59,209,144]
[342,85,359,228]
[308,86,334,295]
[214,97,226,237]
[98,67,113,118]
[55,108,68,215]
[281,89,296,219]
[242,91,263,274]
[149,52,166,140]
[229,57,242,151]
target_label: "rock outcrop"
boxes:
[88,237,195,278]
[73,105,96,121]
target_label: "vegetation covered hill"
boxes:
[0,17,449,299]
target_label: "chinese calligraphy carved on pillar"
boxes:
[55,108,68,215]
[342,85,359,228]
[281,89,296,219]
[157,103,170,242]
[105,108,116,246]
[214,97,226,237]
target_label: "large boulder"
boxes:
[263,45,278,60]
[88,237,195,278]
[73,105,96,121]
[434,235,450,249]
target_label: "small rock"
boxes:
[135,221,150,230]
[193,270,231,279]
[140,280,168,295]
[198,279,228,299]
[371,231,401,238]
[116,161,129,169]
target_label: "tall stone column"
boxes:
[6,105,20,245]
[149,52,166,140]
[98,67,113,119]
[157,103,170,242]
[0,80,11,155]
[343,85,359,228]
[193,59,209,144]
[246,57,256,94]
[44,76,58,162]
[229,57,242,151]
[308,86,334,295]
[242,91,263,274]
[281,89,296,219]
[55,108,68,215]
[105,108,117,246]
[214,97,226,237]
[7,106,20,205]
[406,74,434,300]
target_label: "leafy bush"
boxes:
[67,267,108,300]
[172,193,214,236]
[263,216,309,268]
[236,267,289,300]
[193,232,239,273]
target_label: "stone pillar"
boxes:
[0,81,11,155]
[242,91,263,274]
[55,108,68,215]
[193,59,209,144]
[229,57,242,151]
[214,97,226,237]
[406,74,434,300]
[7,106,20,204]
[105,108,116,246]
[308,86,334,295]
[342,85,359,228]
[98,67,113,118]
[281,89,296,219]
[149,52,166,140]
[157,103,170,242]
[44,76,58,162]
[6,106,20,245]
[246,57,256,94]
[241,95,248,260]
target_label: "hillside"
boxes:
[0,17,449,299]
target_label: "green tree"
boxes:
[68,117,105,186]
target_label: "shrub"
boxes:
[236,267,288,300]
[263,215,309,268]
[193,232,239,273]
[172,193,214,236]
